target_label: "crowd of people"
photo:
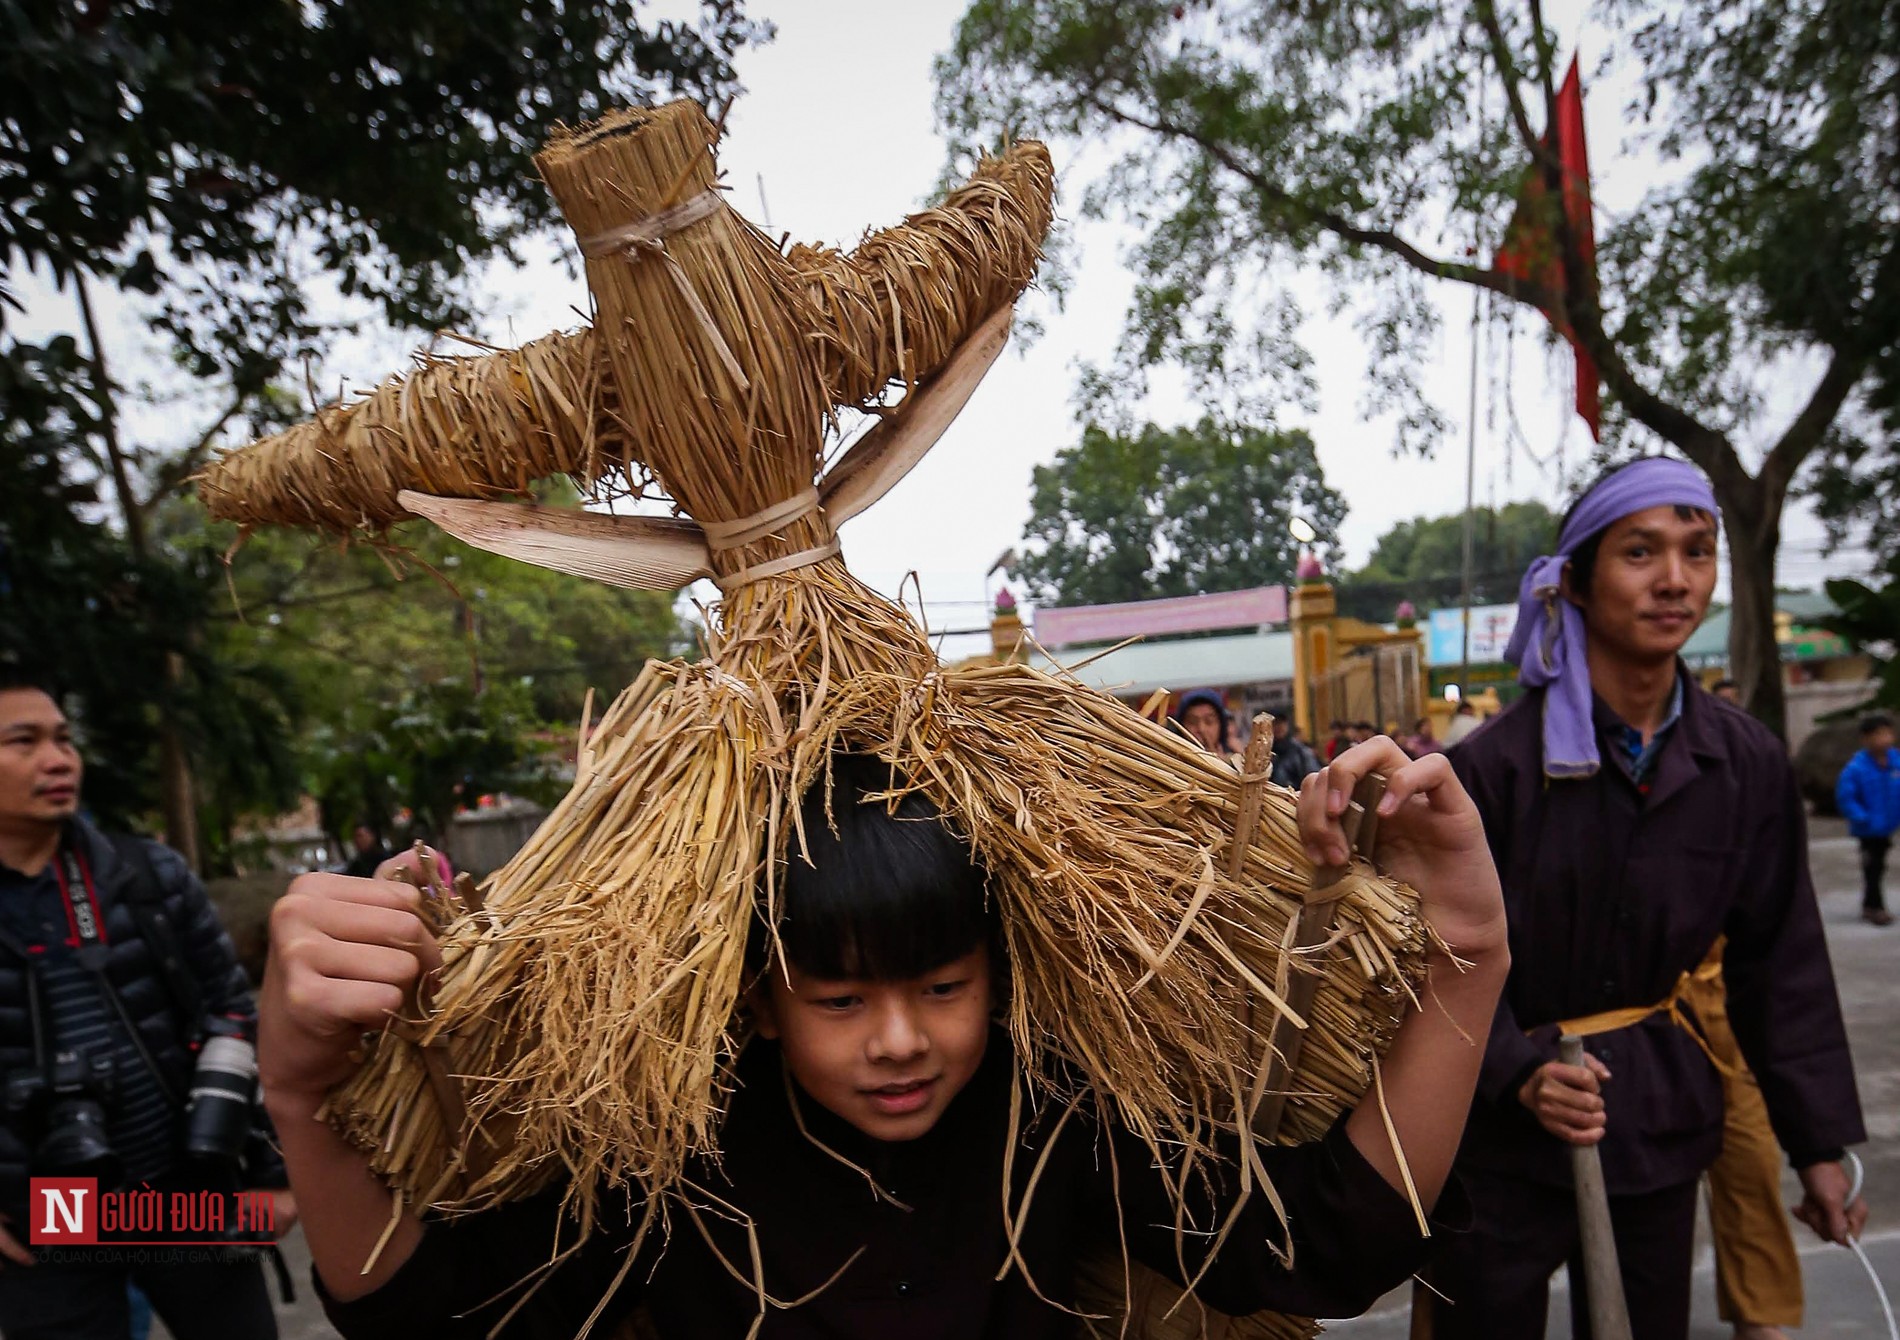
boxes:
[0,455,1884,1339]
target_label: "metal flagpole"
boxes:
[1458,58,1494,697]
[1459,287,1481,689]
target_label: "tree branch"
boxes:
[1084,90,1766,503]
[74,272,146,557]
[1760,350,1866,501]
[1472,0,1555,168]
[205,581,391,622]
[1560,303,1748,494]
[1084,95,1564,311]
[147,393,248,504]
[1525,0,1561,115]
[1757,236,1900,500]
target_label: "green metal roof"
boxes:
[1029,630,1295,697]
[1679,609,1731,667]
[1776,590,1840,621]
[1680,598,1850,670]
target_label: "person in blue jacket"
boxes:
[1837,713,1900,926]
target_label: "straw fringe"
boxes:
[330,571,1424,1332]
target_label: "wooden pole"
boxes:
[1560,1033,1633,1340]
[1255,771,1388,1138]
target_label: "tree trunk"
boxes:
[157,652,202,873]
[77,275,202,869]
[1721,482,1788,739]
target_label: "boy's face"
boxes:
[1868,726,1896,754]
[753,946,992,1142]
[1563,506,1718,666]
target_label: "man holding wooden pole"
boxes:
[1421,458,1867,1339]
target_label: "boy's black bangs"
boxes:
[772,755,993,983]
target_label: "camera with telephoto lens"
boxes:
[4,1046,120,1185]
[184,1033,258,1164]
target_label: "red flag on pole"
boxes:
[1496,57,1600,439]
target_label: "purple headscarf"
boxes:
[1503,457,1719,778]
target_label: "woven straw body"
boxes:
[203,102,1426,1338]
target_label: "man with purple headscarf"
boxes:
[1418,458,1866,1340]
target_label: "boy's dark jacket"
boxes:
[320,1031,1458,1338]
[0,815,285,1218]
[1448,678,1864,1194]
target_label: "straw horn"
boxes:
[395,492,713,590]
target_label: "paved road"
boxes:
[1330,1230,1900,1337]
[170,818,1900,1339]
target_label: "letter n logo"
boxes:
[28,1178,96,1244]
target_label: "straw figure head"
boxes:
[201,102,1427,1339]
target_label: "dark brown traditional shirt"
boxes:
[320,1030,1458,1338]
[1449,675,1864,1194]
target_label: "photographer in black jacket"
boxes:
[0,670,291,1339]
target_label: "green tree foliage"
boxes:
[1,351,303,850]
[1818,566,1900,713]
[938,0,1899,734]
[302,678,551,852]
[1015,417,1345,608]
[0,1,763,861]
[1336,500,1557,621]
[165,488,683,856]
[2,0,767,514]
[3,0,764,335]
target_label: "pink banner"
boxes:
[1033,586,1288,649]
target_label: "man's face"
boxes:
[352,825,377,854]
[1868,727,1896,755]
[1182,703,1223,752]
[753,947,992,1142]
[0,690,82,827]
[1271,718,1291,742]
[1564,506,1718,666]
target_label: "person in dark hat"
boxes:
[1174,690,1235,760]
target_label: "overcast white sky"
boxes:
[16,0,1873,661]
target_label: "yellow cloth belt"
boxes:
[1544,942,1742,1079]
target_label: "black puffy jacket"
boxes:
[0,816,285,1219]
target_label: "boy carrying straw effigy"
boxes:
[206,99,1509,1337]
[262,741,1502,1337]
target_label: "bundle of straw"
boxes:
[205,101,1428,1338]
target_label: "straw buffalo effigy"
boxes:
[201,102,1431,1339]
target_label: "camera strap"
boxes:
[49,841,110,973]
[48,836,182,1108]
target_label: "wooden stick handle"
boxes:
[1226,714,1276,881]
[1255,772,1388,1139]
[1559,1034,1633,1340]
